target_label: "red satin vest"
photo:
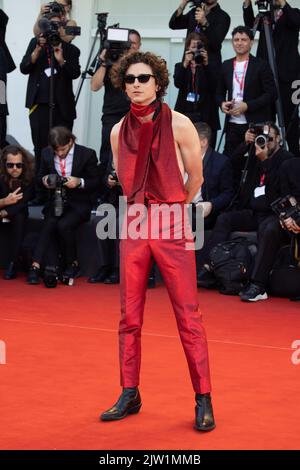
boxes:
[118,103,187,204]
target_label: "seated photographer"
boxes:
[174,32,220,148]
[197,122,293,293]
[216,26,277,158]
[240,157,300,302]
[33,1,78,43]
[90,29,141,180]
[0,145,34,280]
[26,127,98,285]
[169,1,230,67]
[20,12,80,181]
[191,122,234,230]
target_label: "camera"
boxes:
[46,174,68,217]
[43,265,59,288]
[103,27,132,66]
[255,0,278,14]
[271,195,300,226]
[249,123,271,148]
[38,17,62,47]
[189,1,208,7]
[110,170,119,183]
[64,26,81,37]
[46,2,66,15]
[193,40,206,65]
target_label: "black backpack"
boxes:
[209,237,257,295]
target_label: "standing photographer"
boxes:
[27,127,98,286]
[0,145,34,280]
[91,30,141,179]
[20,12,80,180]
[243,0,300,157]
[169,0,230,66]
[174,32,220,147]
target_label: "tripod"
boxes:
[252,8,287,149]
[49,46,56,130]
[75,13,108,106]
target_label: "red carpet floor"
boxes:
[0,275,299,450]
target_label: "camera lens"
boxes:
[255,135,268,148]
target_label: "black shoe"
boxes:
[27,265,40,285]
[61,263,80,286]
[4,262,17,280]
[43,266,58,288]
[197,268,216,289]
[148,274,156,289]
[88,266,111,283]
[100,388,142,422]
[194,393,216,432]
[103,270,120,284]
[239,283,268,302]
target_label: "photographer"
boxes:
[169,1,230,66]
[197,122,293,293]
[217,25,277,158]
[91,29,141,179]
[0,145,34,280]
[20,12,80,178]
[243,0,300,157]
[174,32,220,147]
[27,127,98,286]
[33,1,78,43]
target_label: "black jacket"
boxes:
[169,3,230,66]
[243,2,300,83]
[174,62,220,130]
[280,158,300,201]
[0,178,34,218]
[37,144,99,220]
[201,147,234,215]
[216,54,277,125]
[20,38,80,121]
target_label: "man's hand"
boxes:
[245,129,256,144]
[283,217,300,234]
[255,143,268,161]
[4,188,23,206]
[54,44,65,65]
[64,176,81,189]
[42,175,51,188]
[177,0,189,15]
[229,101,248,116]
[196,201,213,218]
[195,6,207,25]
[243,0,252,7]
[221,101,234,114]
[107,175,118,188]
[183,49,194,67]
[275,0,286,8]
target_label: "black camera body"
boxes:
[255,0,277,14]
[46,174,68,217]
[110,170,119,183]
[46,2,66,15]
[193,40,206,65]
[249,122,271,148]
[38,17,62,47]
[271,195,300,226]
[103,27,131,66]
[189,1,207,7]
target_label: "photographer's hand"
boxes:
[42,175,51,189]
[200,49,208,66]
[31,35,46,64]
[176,0,189,17]
[243,0,252,7]
[195,6,207,26]
[54,44,65,66]
[229,101,248,116]
[64,177,81,189]
[221,101,234,114]
[245,129,256,145]
[183,50,194,68]
[91,49,108,92]
[284,217,300,234]
[107,175,118,188]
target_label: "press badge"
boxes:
[254,186,266,198]
[45,68,58,77]
[186,92,200,103]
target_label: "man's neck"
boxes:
[235,53,250,62]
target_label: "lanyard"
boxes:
[260,173,265,186]
[58,158,67,177]
[233,59,248,94]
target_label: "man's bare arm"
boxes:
[172,111,203,204]
[110,120,123,174]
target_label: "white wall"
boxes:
[3,0,300,154]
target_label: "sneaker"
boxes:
[61,263,80,286]
[240,283,268,302]
[27,265,40,285]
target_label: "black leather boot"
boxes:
[100,388,142,421]
[194,393,216,432]
[4,262,17,280]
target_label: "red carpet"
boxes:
[0,275,299,450]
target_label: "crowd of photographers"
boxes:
[0,0,300,301]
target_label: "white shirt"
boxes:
[54,145,84,188]
[230,60,248,125]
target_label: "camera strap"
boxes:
[58,158,67,177]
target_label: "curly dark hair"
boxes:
[110,51,169,100]
[0,145,34,187]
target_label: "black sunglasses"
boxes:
[124,74,155,84]
[6,162,24,169]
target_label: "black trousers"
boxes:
[29,104,73,172]
[224,122,249,158]
[33,208,84,267]
[251,215,289,287]
[91,209,120,271]
[280,81,300,158]
[0,213,27,264]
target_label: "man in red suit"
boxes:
[100,51,215,431]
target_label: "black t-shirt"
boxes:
[102,70,130,123]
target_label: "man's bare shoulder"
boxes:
[171,110,194,136]
[111,118,125,139]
